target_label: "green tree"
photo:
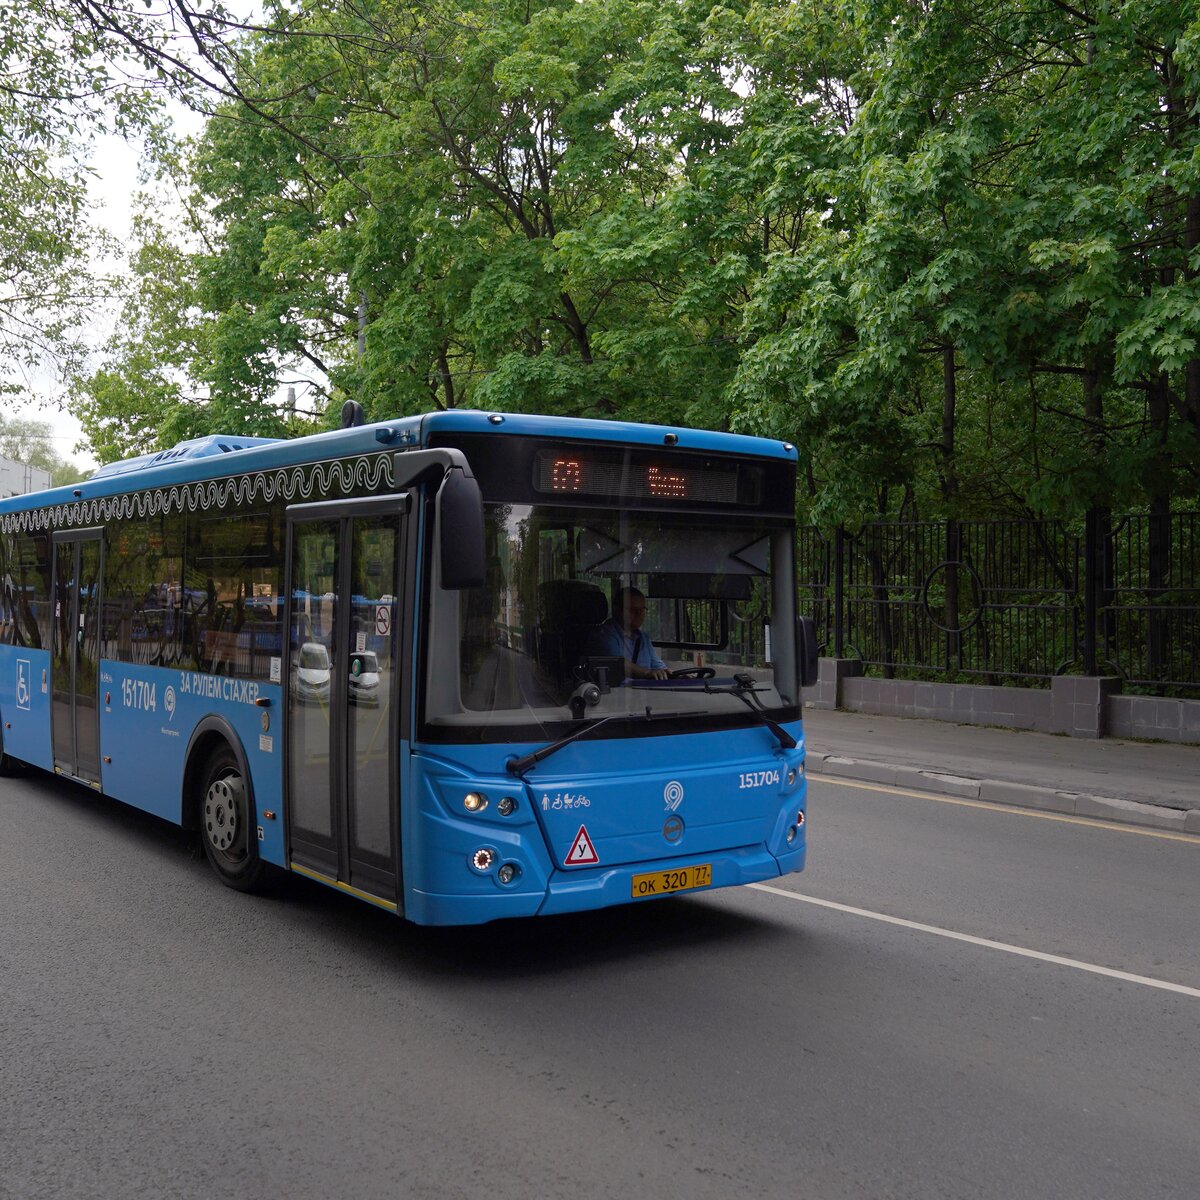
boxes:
[80,0,750,438]
[0,1,163,389]
[65,0,1200,528]
[729,0,1200,525]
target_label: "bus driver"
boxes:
[593,585,670,681]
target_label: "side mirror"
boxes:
[436,467,485,589]
[796,615,819,689]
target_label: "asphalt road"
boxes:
[2,768,1198,1199]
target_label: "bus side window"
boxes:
[6,532,51,650]
[190,507,282,678]
[0,530,14,646]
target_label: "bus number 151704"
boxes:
[121,678,157,713]
[738,770,780,789]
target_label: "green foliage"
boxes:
[56,0,1200,519]
[0,0,161,389]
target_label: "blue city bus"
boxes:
[0,412,816,924]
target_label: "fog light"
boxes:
[463,792,488,813]
[786,825,797,845]
[497,796,517,816]
[472,848,495,871]
[497,863,518,885]
[796,810,805,826]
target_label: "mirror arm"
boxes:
[392,448,485,591]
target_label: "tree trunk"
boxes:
[1147,374,1172,680]
[437,347,455,409]
[1083,367,1113,670]
[1185,195,1200,433]
[942,344,960,670]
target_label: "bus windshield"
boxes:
[423,503,799,740]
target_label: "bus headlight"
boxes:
[463,792,488,813]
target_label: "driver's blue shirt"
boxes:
[593,618,666,670]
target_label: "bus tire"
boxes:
[198,743,265,893]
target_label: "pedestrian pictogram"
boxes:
[566,825,599,865]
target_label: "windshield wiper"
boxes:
[647,674,796,750]
[725,678,797,750]
[505,709,692,776]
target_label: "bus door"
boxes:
[284,496,408,909]
[50,529,104,785]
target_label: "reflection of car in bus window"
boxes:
[349,651,380,705]
[294,641,331,703]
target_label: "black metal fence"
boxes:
[797,511,1200,695]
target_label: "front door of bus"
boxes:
[285,497,407,908]
[51,529,103,785]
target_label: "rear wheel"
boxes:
[199,745,265,892]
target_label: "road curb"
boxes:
[807,751,1200,835]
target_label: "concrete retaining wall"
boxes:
[1107,694,1200,744]
[801,659,1200,744]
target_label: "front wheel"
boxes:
[199,745,265,893]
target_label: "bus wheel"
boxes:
[199,745,265,893]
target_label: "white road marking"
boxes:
[808,774,1200,844]
[749,884,1200,1000]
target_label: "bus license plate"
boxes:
[631,863,712,899]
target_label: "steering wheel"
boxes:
[669,666,715,680]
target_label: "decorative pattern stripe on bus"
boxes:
[0,453,395,535]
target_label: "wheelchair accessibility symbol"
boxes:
[16,659,31,711]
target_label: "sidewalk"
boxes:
[801,706,1200,834]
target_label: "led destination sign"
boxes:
[533,448,755,506]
